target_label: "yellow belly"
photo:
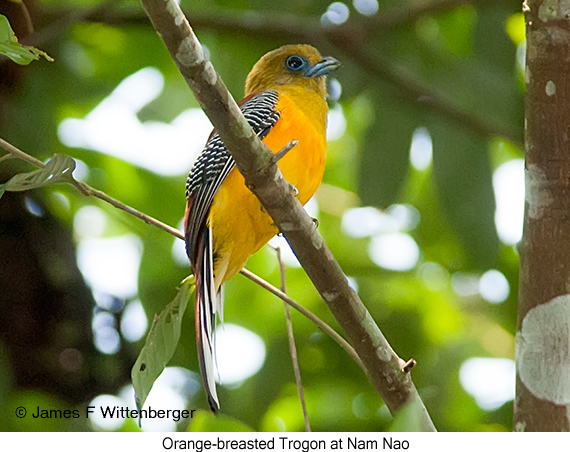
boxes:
[207,92,327,288]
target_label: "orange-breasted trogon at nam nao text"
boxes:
[184,44,340,412]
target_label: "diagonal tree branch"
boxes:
[0,137,364,374]
[140,0,436,431]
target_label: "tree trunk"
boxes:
[515,0,570,432]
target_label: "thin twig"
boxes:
[141,0,436,430]
[74,180,184,239]
[276,247,311,432]
[240,268,365,373]
[0,138,45,167]
[402,359,417,373]
[0,153,15,164]
[274,140,298,162]
[0,137,185,240]
[0,136,365,373]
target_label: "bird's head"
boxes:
[245,44,340,98]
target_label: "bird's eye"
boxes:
[286,55,307,71]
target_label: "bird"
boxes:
[184,44,340,412]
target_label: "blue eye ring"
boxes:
[286,55,308,72]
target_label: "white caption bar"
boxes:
[0,432,559,452]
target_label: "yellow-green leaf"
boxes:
[1,154,76,197]
[132,277,194,411]
[0,14,53,65]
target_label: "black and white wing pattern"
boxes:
[184,89,280,412]
[184,89,281,261]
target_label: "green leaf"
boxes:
[358,90,418,208]
[188,411,255,432]
[0,14,53,65]
[431,120,498,269]
[0,184,5,200]
[0,15,14,42]
[132,277,194,411]
[2,154,76,193]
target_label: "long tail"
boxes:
[194,226,221,412]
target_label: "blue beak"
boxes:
[305,56,341,77]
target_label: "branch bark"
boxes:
[0,137,364,375]
[140,0,436,431]
[515,0,570,432]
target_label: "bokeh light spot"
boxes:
[216,324,266,386]
[121,299,148,342]
[460,358,515,410]
[410,127,433,171]
[321,2,350,26]
[479,269,510,304]
[369,232,420,271]
[353,0,379,16]
[493,159,524,245]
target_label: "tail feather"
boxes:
[217,283,225,324]
[195,227,221,412]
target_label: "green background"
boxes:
[0,0,523,432]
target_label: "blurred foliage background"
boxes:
[0,0,524,432]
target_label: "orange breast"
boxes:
[207,90,327,288]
